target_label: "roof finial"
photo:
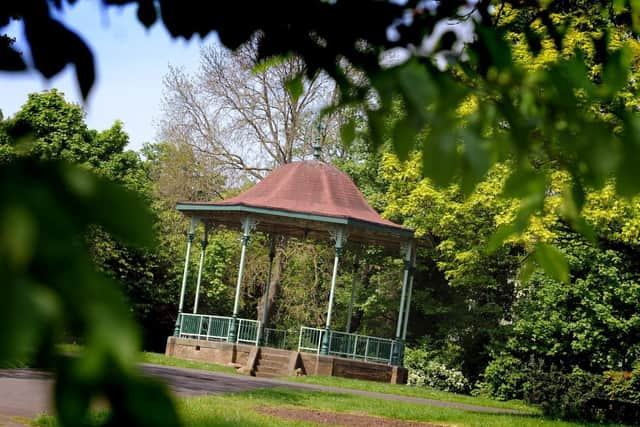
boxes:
[313,121,323,160]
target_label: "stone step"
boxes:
[258,354,289,365]
[254,365,287,377]
[259,353,289,361]
[260,347,293,358]
[256,358,288,370]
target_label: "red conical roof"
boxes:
[177,160,413,247]
[214,160,405,231]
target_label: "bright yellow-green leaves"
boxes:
[382,145,640,288]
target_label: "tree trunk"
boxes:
[256,237,287,327]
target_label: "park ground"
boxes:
[0,351,632,427]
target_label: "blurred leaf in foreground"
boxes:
[0,158,180,427]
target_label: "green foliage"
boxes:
[603,364,640,403]
[0,91,182,425]
[381,156,522,380]
[196,231,236,315]
[405,346,470,394]
[523,364,605,421]
[509,226,640,372]
[0,158,179,426]
[1,91,188,350]
[6,1,640,213]
[534,243,569,285]
[481,355,527,401]
[3,0,640,297]
[481,359,640,423]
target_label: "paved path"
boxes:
[0,370,53,426]
[143,364,526,414]
[0,364,527,425]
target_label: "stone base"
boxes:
[165,336,253,366]
[165,336,408,384]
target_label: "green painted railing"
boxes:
[178,313,260,345]
[237,318,260,345]
[297,326,397,364]
[179,315,395,361]
[328,330,396,364]
[298,326,324,354]
[263,328,296,350]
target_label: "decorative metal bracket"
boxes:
[187,216,198,242]
[240,216,259,243]
[241,216,259,233]
[400,240,413,260]
[329,227,349,251]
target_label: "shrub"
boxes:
[603,370,635,401]
[407,360,470,393]
[481,355,527,401]
[603,363,640,403]
[469,380,492,398]
[632,363,640,402]
[524,364,605,421]
[404,344,470,394]
[482,355,640,423]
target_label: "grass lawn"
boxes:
[139,351,237,374]
[56,344,532,413]
[33,387,631,427]
[286,374,537,414]
[56,344,237,375]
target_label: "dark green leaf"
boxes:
[525,27,542,56]
[366,110,386,149]
[518,255,537,284]
[285,73,304,103]
[535,242,570,284]
[422,131,458,187]
[487,223,517,254]
[503,167,547,198]
[24,16,95,98]
[340,119,356,147]
[392,117,418,161]
[396,61,433,122]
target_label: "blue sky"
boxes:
[0,2,216,150]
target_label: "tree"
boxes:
[141,141,225,206]
[0,158,180,426]
[159,39,335,182]
[159,39,344,328]
[5,1,640,220]
[1,91,187,352]
[509,225,640,373]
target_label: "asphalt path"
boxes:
[0,364,528,425]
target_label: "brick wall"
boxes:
[166,337,408,384]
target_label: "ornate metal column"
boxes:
[392,240,413,365]
[401,244,418,359]
[345,253,359,333]
[228,216,258,343]
[193,226,208,314]
[320,227,348,355]
[258,235,277,345]
[174,217,197,336]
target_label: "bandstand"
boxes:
[165,150,417,384]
